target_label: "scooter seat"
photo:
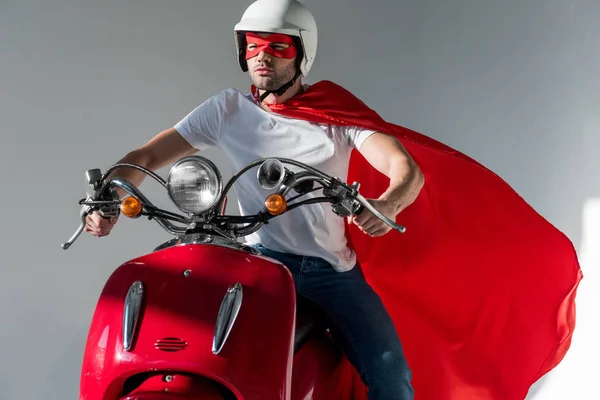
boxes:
[294,296,329,353]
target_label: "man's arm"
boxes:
[85,128,197,237]
[351,132,424,236]
[107,128,198,198]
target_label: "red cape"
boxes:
[262,81,583,399]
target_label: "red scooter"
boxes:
[63,155,405,400]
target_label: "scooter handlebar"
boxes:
[62,157,406,250]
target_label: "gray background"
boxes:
[1,0,598,399]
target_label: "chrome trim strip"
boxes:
[153,233,260,254]
[212,283,243,355]
[123,281,144,351]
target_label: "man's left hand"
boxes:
[348,199,399,237]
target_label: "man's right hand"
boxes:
[85,211,119,237]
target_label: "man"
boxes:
[85,0,582,399]
[85,0,421,399]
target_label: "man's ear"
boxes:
[293,37,304,71]
[237,32,249,72]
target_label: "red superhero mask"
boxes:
[245,32,297,60]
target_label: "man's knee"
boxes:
[371,346,411,375]
[365,347,414,399]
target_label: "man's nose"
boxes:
[256,50,272,63]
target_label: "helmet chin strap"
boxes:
[258,70,302,103]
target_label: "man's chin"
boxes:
[251,77,281,91]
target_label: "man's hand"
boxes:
[85,211,119,237]
[348,199,399,237]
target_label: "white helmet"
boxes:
[234,0,318,77]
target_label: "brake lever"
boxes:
[353,193,406,233]
[62,204,93,250]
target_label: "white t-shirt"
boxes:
[173,87,376,272]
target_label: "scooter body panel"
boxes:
[80,242,297,400]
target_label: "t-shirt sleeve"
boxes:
[343,125,377,150]
[173,92,225,150]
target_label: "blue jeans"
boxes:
[252,245,414,400]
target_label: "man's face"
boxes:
[245,32,299,91]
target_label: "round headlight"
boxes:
[167,156,222,215]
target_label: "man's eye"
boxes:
[270,43,290,50]
[246,44,257,51]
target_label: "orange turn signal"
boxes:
[265,193,287,215]
[121,196,143,218]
